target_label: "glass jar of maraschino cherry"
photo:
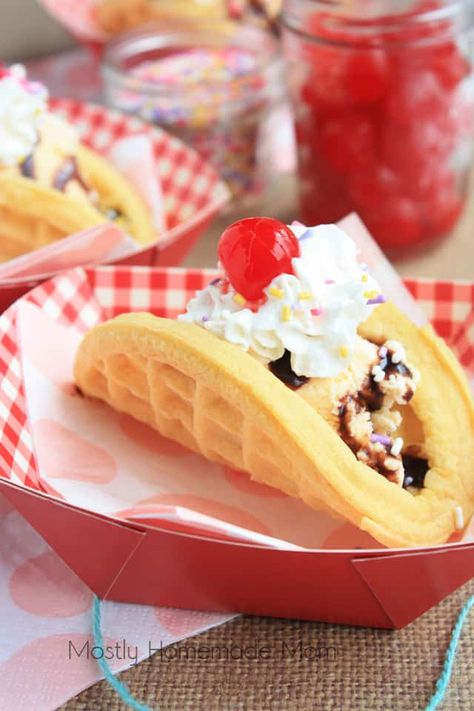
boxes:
[281,0,474,253]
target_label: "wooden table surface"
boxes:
[183,172,474,281]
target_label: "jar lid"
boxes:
[282,0,472,45]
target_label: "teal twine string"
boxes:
[424,594,474,711]
[92,595,153,711]
[92,594,473,711]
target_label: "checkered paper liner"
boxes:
[49,98,229,233]
[0,265,473,498]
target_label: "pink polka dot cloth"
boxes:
[0,492,234,711]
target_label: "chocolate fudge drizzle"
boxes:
[269,343,424,487]
[379,349,413,391]
[20,154,35,178]
[52,159,122,221]
[269,350,309,389]
[19,145,121,221]
[53,156,90,193]
[339,345,421,484]
[338,396,400,481]
[336,346,416,480]
[20,152,93,198]
[402,455,429,489]
[53,156,91,193]
[364,349,414,411]
[104,207,122,221]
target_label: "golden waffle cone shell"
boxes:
[74,303,474,548]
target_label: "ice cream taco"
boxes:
[0,64,154,262]
[74,217,474,548]
[96,0,281,35]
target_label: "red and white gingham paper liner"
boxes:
[0,265,473,493]
[405,280,474,371]
[49,98,229,231]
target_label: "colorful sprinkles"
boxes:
[371,364,385,383]
[390,437,404,456]
[367,294,386,305]
[370,434,392,446]
[269,286,284,299]
[116,46,269,200]
[281,305,292,322]
[455,506,465,530]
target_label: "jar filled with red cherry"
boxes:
[281,0,474,253]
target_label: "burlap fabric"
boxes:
[62,579,473,711]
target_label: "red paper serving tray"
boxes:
[0,265,473,629]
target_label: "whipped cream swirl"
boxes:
[0,64,48,167]
[180,224,382,378]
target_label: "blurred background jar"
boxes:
[281,0,474,254]
[102,20,284,207]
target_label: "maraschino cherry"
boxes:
[294,1,469,249]
[218,217,300,302]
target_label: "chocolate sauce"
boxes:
[336,346,416,483]
[338,398,363,456]
[104,207,122,221]
[404,386,414,401]
[402,455,429,489]
[20,154,35,178]
[53,156,90,193]
[270,342,420,486]
[363,348,414,412]
[358,376,384,412]
[379,350,411,379]
[269,350,309,389]
[339,397,398,481]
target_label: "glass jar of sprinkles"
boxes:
[281,0,474,253]
[102,20,283,204]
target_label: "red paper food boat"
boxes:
[0,98,229,312]
[0,243,473,629]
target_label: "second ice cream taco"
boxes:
[0,65,155,262]
[74,217,474,548]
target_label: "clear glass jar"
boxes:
[281,0,474,253]
[102,20,283,205]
